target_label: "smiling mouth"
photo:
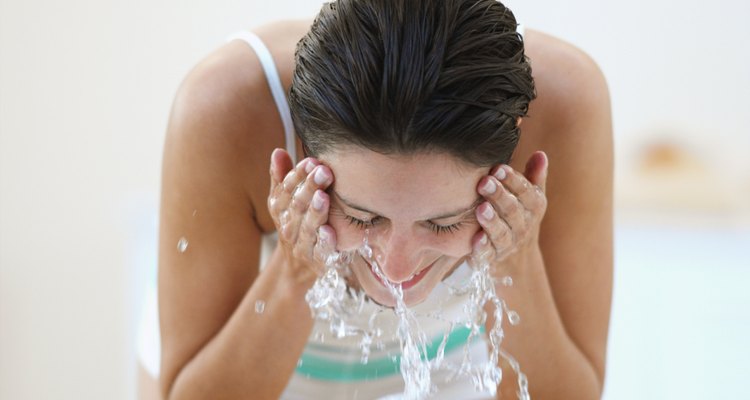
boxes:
[365,259,435,290]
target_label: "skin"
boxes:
[304,147,488,307]
[148,18,613,400]
[270,144,548,308]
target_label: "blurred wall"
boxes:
[0,0,748,399]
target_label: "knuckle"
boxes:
[517,184,530,197]
[532,196,548,213]
[290,196,305,213]
[504,198,521,214]
[539,195,548,209]
[499,228,513,243]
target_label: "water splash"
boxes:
[360,233,434,399]
[463,250,530,399]
[304,230,530,400]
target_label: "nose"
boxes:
[372,227,420,283]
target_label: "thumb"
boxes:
[269,148,294,190]
[524,151,548,192]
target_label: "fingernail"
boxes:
[314,167,330,185]
[481,204,494,220]
[312,190,324,210]
[304,159,315,174]
[495,166,507,180]
[482,179,496,194]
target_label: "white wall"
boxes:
[1,0,748,399]
[507,0,750,175]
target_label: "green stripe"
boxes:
[295,326,484,381]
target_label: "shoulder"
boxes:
[513,29,613,208]
[165,19,311,232]
[519,29,613,191]
[524,29,611,135]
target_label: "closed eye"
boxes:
[345,215,463,235]
[344,215,383,229]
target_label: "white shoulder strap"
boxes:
[226,31,298,163]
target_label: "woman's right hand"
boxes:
[267,148,338,287]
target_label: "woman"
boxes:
[140,0,613,398]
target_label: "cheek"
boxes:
[429,225,478,257]
[329,216,365,252]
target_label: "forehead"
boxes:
[320,146,487,219]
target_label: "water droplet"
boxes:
[192,209,197,217]
[177,237,188,253]
[255,300,265,314]
[501,276,513,286]
[507,310,520,325]
[297,359,303,367]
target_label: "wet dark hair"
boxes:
[289,0,535,167]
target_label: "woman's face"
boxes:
[320,146,487,307]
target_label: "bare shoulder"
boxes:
[166,19,312,232]
[524,28,611,139]
[519,28,613,196]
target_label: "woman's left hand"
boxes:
[472,151,549,268]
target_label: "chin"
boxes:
[349,255,452,308]
[364,286,431,308]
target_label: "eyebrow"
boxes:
[331,190,482,221]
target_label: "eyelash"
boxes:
[344,215,463,235]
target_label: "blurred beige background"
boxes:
[1,0,748,399]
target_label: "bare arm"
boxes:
[482,32,614,399]
[157,41,323,399]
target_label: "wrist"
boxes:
[494,240,542,279]
[265,244,318,300]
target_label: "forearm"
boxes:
[165,248,314,400]
[489,246,602,399]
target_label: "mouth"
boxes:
[365,259,435,290]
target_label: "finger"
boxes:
[283,165,333,240]
[470,229,494,264]
[313,224,338,268]
[269,148,294,192]
[290,165,333,214]
[294,190,330,261]
[493,164,545,213]
[478,176,525,231]
[523,151,548,193]
[270,157,318,217]
[475,201,513,255]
